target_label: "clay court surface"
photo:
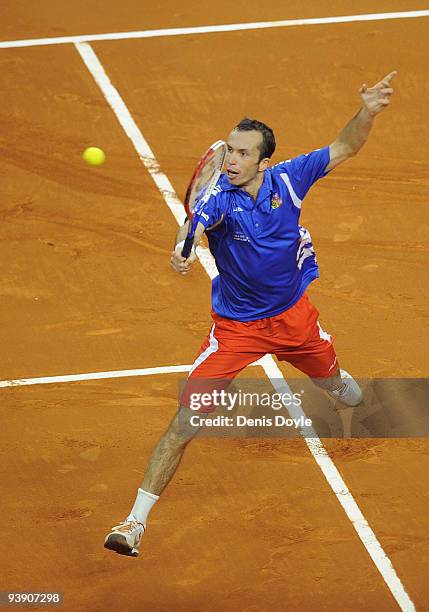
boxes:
[1,2,429,610]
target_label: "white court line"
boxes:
[75,42,219,279]
[259,355,416,611]
[0,358,268,388]
[0,364,191,388]
[0,10,428,49]
[73,41,416,611]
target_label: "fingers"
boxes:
[381,86,394,103]
[360,72,396,115]
[382,70,398,84]
[170,251,196,275]
[359,70,398,93]
[365,70,398,91]
[381,87,394,102]
[170,258,191,275]
[370,85,394,94]
[379,71,398,89]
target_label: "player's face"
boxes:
[226,130,268,187]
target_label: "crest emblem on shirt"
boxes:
[271,193,283,209]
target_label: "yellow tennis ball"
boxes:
[82,146,106,166]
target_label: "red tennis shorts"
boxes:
[181,293,338,412]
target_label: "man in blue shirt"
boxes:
[105,71,397,557]
[193,140,329,321]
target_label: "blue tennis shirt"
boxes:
[193,146,331,322]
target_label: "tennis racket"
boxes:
[181,140,227,258]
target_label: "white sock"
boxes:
[127,488,159,525]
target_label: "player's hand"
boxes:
[360,70,397,117]
[170,243,197,275]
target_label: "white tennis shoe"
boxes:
[104,518,145,557]
[327,369,362,407]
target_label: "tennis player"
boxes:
[104,71,397,556]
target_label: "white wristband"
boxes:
[175,239,195,253]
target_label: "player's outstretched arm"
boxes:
[326,70,397,172]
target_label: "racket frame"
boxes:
[181,140,227,258]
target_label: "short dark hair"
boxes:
[234,117,276,161]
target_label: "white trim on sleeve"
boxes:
[280,172,302,209]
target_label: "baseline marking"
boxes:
[0,10,428,49]
[74,42,416,612]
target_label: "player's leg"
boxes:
[305,315,362,406]
[104,315,266,557]
[140,404,201,495]
[104,404,198,557]
[310,364,362,407]
[274,295,362,407]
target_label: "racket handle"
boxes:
[181,235,195,259]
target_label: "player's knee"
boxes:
[167,405,201,446]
